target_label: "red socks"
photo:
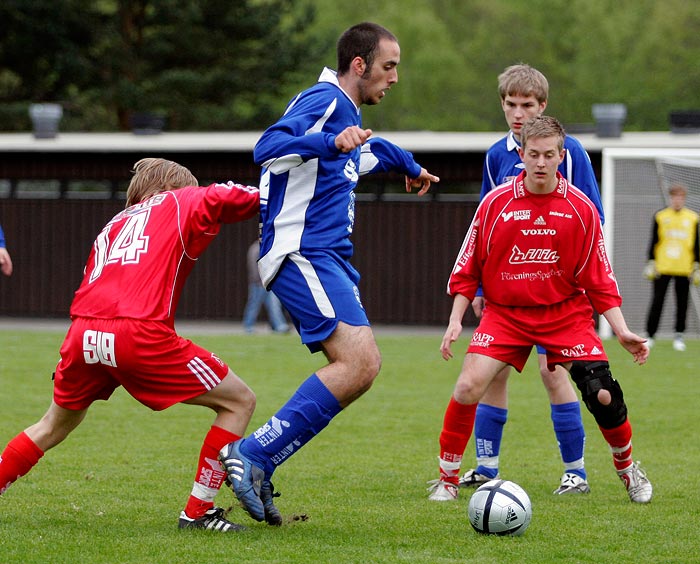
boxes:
[438,398,477,483]
[0,432,44,495]
[183,426,240,519]
[598,419,633,472]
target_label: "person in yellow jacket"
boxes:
[644,184,700,351]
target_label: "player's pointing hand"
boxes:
[406,168,440,196]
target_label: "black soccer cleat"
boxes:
[261,480,283,526]
[178,507,247,532]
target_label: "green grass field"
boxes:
[0,327,698,564]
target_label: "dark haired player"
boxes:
[219,22,439,522]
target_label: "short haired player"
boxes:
[644,183,700,351]
[460,63,605,496]
[217,22,439,524]
[428,116,653,504]
[0,158,260,532]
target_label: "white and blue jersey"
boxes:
[256,67,422,286]
[253,67,423,350]
[481,130,604,223]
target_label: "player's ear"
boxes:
[351,56,366,76]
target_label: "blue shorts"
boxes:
[270,251,370,353]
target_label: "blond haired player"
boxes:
[0,158,261,531]
[428,116,652,504]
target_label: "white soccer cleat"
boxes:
[426,479,459,501]
[673,338,686,352]
[618,462,653,503]
[553,472,591,495]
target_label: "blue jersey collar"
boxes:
[318,67,359,112]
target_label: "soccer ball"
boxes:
[467,479,532,536]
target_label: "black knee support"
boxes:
[569,361,627,429]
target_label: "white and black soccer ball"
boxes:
[467,479,532,536]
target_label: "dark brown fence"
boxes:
[0,198,478,327]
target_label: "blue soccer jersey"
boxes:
[481,130,604,223]
[254,67,422,287]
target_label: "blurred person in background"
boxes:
[242,239,289,334]
[644,183,700,351]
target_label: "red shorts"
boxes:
[53,317,229,411]
[466,294,608,372]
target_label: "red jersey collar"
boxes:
[513,171,567,199]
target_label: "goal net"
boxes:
[600,148,700,339]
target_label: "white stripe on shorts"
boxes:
[187,356,221,390]
[289,252,336,318]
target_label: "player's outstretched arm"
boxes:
[405,168,440,196]
[440,293,471,361]
[601,307,649,365]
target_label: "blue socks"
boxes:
[473,402,587,481]
[551,401,587,480]
[474,404,508,478]
[240,373,342,478]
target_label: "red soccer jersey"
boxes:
[70,182,259,325]
[448,171,622,314]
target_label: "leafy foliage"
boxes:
[1,0,699,131]
[0,0,325,131]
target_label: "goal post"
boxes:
[599,148,700,339]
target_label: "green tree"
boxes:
[96,0,326,130]
[2,0,699,132]
[0,0,325,131]
[0,0,103,129]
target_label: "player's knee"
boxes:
[537,355,566,392]
[569,361,627,429]
[596,389,612,405]
[357,348,382,389]
[539,367,567,394]
[238,385,257,417]
[453,373,484,405]
[367,347,382,378]
[215,373,256,417]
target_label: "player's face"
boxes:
[518,135,565,193]
[669,192,686,211]
[358,39,400,106]
[502,94,547,140]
